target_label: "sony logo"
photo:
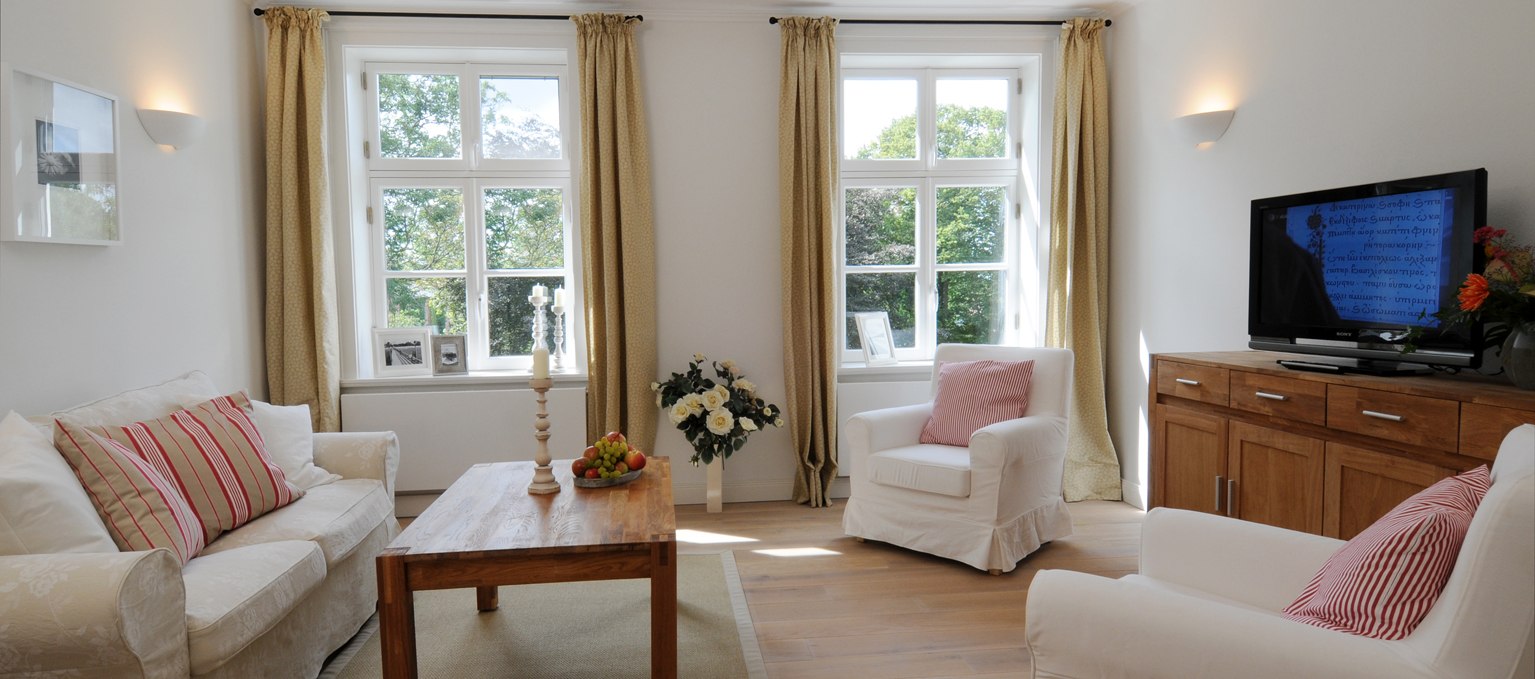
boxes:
[1336,331,1353,337]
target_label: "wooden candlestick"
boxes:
[528,377,560,494]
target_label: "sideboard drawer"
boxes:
[1327,386,1460,452]
[1155,360,1229,406]
[1460,403,1535,461]
[1229,371,1327,427]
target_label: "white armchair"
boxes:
[842,344,1074,574]
[1024,424,1535,679]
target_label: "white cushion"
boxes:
[0,411,116,555]
[251,401,340,491]
[867,444,972,498]
[49,370,220,428]
[198,479,393,565]
[182,540,326,676]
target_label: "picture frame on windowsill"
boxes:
[373,327,431,377]
[853,311,899,367]
[430,334,468,375]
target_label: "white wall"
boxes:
[0,0,264,414]
[641,15,799,501]
[1105,0,1535,506]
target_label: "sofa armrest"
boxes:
[1140,507,1344,612]
[844,402,933,480]
[968,415,1068,521]
[313,431,400,496]
[0,550,188,678]
[1025,569,1431,679]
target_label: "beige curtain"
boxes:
[263,8,339,432]
[1046,19,1122,501]
[572,14,658,454]
[777,17,840,508]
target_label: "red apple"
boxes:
[572,458,588,476]
[584,468,600,479]
[602,431,627,445]
[582,445,599,461]
[623,449,647,471]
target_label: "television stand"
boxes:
[1275,357,1433,377]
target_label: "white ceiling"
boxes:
[267,0,1122,21]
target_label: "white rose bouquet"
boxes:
[653,353,783,465]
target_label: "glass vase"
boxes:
[1501,324,1535,390]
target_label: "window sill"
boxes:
[341,369,587,394]
[838,361,932,383]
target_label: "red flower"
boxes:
[1473,226,1507,245]
[1457,274,1490,311]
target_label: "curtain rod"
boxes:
[251,8,642,21]
[768,17,1109,27]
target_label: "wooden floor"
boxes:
[676,500,1145,679]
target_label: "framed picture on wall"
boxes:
[1,64,122,245]
[373,327,431,377]
[430,334,468,375]
[853,311,899,366]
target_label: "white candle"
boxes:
[531,284,547,299]
[532,347,550,379]
[552,287,566,308]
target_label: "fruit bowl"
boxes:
[573,468,642,488]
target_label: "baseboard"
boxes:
[1122,478,1147,510]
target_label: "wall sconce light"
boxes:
[1174,109,1235,147]
[137,109,205,149]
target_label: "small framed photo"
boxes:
[2,65,122,245]
[430,334,467,375]
[853,312,899,366]
[372,327,431,377]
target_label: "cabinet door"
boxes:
[1228,422,1324,534]
[1152,404,1227,515]
[1323,443,1452,540]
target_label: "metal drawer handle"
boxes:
[1255,391,1288,401]
[1214,475,1224,513]
[1362,409,1405,422]
[1226,479,1237,517]
[1175,378,1201,386]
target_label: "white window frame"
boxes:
[333,38,582,378]
[839,40,1051,365]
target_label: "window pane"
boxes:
[485,188,564,270]
[844,187,916,266]
[377,73,461,159]
[937,270,1004,345]
[383,188,465,271]
[387,277,467,335]
[488,275,566,357]
[481,77,562,160]
[844,79,917,160]
[936,186,1005,264]
[846,273,916,350]
[936,79,1008,159]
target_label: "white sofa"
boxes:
[0,374,400,678]
[843,344,1074,574]
[1024,424,1535,679]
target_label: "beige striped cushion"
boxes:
[53,425,207,564]
[919,359,1036,446]
[62,392,301,543]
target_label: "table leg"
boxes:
[476,585,499,611]
[650,540,678,679]
[376,553,417,679]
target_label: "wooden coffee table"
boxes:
[376,457,676,678]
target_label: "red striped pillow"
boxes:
[53,426,206,564]
[919,359,1035,446]
[1282,465,1491,639]
[58,392,300,544]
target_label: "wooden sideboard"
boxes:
[1149,351,1535,540]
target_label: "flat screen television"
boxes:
[1248,168,1487,375]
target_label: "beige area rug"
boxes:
[322,552,765,679]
